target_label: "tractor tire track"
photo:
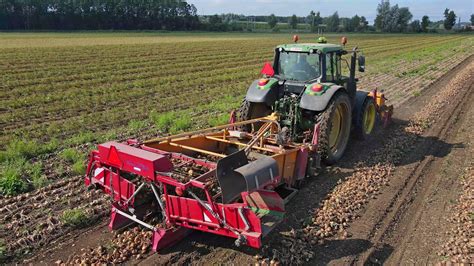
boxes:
[350,55,474,265]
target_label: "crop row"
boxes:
[0,34,472,150]
[0,35,464,89]
[1,36,468,112]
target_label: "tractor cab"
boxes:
[271,37,365,96]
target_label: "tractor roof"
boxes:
[276,43,343,53]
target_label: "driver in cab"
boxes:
[291,54,317,79]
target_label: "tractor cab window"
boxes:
[325,53,336,81]
[336,54,342,79]
[277,52,321,82]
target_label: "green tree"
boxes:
[421,15,430,32]
[307,10,315,25]
[326,12,340,32]
[360,16,369,31]
[289,14,298,29]
[314,11,323,26]
[375,0,390,31]
[470,14,474,25]
[398,7,413,32]
[375,1,412,32]
[350,15,361,32]
[268,13,277,29]
[208,14,225,31]
[443,8,456,30]
[410,20,421,32]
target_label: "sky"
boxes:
[189,0,474,23]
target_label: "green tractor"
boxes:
[237,36,390,165]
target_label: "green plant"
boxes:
[128,119,147,132]
[60,148,85,176]
[412,91,421,97]
[72,160,86,175]
[169,116,192,134]
[32,175,49,189]
[61,208,90,228]
[96,130,118,143]
[43,138,59,154]
[60,148,83,163]
[27,162,49,189]
[150,111,176,131]
[0,138,59,163]
[208,113,230,127]
[0,158,50,194]
[204,95,239,113]
[0,138,40,162]
[0,160,29,196]
[66,131,95,146]
[54,163,66,177]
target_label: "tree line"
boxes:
[0,0,471,32]
[262,1,466,33]
[0,0,200,30]
[265,12,369,32]
[211,1,470,33]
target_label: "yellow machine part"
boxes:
[368,91,386,107]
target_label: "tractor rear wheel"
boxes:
[319,91,352,165]
[236,99,272,132]
[354,97,377,140]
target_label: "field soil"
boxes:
[25,56,474,265]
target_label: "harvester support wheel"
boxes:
[236,99,272,132]
[354,97,377,140]
[318,91,352,165]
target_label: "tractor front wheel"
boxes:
[319,91,352,165]
[354,97,377,140]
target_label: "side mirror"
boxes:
[358,55,365,72]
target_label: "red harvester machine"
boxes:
[85,115,315,251]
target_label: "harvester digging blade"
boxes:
[217,150,279,204]
[216,150,249,203]
[234,157,279,191]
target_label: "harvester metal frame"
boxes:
[85,114,318,251]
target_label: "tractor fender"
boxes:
[299,84,344,111]
[245,79,278,106]
[352,90,371,128]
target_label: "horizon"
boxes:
[189,0,474,23]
